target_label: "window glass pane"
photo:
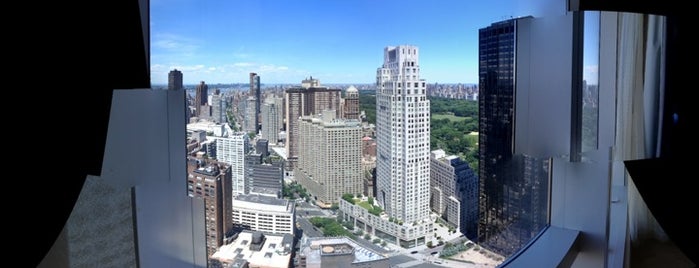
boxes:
[582,11,600,153]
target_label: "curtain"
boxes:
[617,12,668,247]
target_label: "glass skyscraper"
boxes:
[478,18,550,257]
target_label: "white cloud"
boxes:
[152,33,199,53]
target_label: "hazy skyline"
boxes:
[150,0,517,85]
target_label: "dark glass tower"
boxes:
[478,18,550,257]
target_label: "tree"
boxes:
[367,197,374,205]
[427,241,434,248]
[342,193,355,204]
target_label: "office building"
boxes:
[168,69,183,91]
[296,111,362,208]
[231,193,295,235]
[187,158,233,262]
[477,18,550,256]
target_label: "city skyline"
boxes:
[150,0,516,85]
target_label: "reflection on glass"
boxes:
[582,11,600,152]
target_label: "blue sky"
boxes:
[150,0,517,85]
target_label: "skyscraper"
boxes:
[214,132,249,196]
[186,158,233,264]
[296,110,363,208]
[343,86,360,120]
[284,77,341,170]
[210,89,226,123]
[375,45,431,225]
[261,96,283,144]
[168,69,183,91]
[478,18,549,256]
[195,81,208,117]
[244,96,257,133]
[250,73,261,131]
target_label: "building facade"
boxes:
[430,149,479,241]
[343,86,360,120]
[210,89,226,124]
[231,194,295,235]
[244,96,258,134]
[478,18,550,256]
[168,69,183,91]
[195,81,209,117]
[296,111,362,207]
[187,158,233,262]
[214,132,249,196]
[284,78,341,169]
[250,73,261,132]
[262,96,283,144]
[375,45,431,225]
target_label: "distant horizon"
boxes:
[150,0,517,85]
[151,81,478,87]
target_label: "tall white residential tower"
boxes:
[375,45,431,224]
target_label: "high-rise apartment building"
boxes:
[244,96,257,134]
[343,86,360,120]
[250,73,261,131]
[375,45,431,224]
[187,158,233,262]
[214,132,249,196]
[296,111,362,207]
[168,69,183,91]
[478,18,550,256]
[261,96,283,144]
[284,78,341,169]
[195,81,208,117]
[430,149,479,241]
[210,89,226,124]
[337,45,433,248]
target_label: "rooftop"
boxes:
[211,231,293,268]
[234,194,293,213]
[301,237,387,266]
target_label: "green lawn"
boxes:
[432,113,471,122]
[357,201,373,210]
